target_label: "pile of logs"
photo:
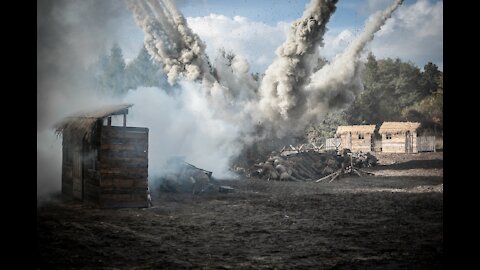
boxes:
[247,149,378,182]
[315,150,377,183]
[350,151,378,167]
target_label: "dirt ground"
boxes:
[37,152,443,269]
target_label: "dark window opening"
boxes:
[386,134,392,140]
[358,134,364,140]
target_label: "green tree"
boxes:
[125,46,163,90]
[306,110,349,143]
[363,52,379,84]
[88,50,110,94]
[105,43,126,96]
[402,71,443,128]
[420,62,441,96]
[346,56,424,124]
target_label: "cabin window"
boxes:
[358,134,364,140]
[386,134,392,140]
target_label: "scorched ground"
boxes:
[37,152,443,269]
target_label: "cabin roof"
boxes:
[336,125,376,135]
[54,104,133,141]
[379,122,421,133]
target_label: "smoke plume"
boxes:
[126,0,214,85]
[255,0,338,134]
[123,0,404,172]
[38,0,405,199]
[37,0,140,199]
[122,85,244,180]
[304,0,404,120]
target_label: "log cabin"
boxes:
[55,104,149,208]
[378,122,421,153]
[336,125,376,152]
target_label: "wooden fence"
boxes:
[325,138,341,151]
[417,136,436,152]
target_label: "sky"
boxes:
[113,0,443,72]
[37,0,443,127]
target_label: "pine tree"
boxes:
[125,46,163,90]
[105,43,126,96]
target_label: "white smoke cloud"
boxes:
[321,28,356,60]
[38,0,409,200]
[305,0,404,120]
[37,130,63,197]
[359,0,392,15]
[130,0,404,140]
[122,85,244,180]
[186,14,291,73]
[37,0,141,198]
[126,0,214,85]
[255,0,339,135]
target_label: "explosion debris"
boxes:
[156,157,213,194]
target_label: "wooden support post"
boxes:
[107,117,112,126]
[123,114,127,127]
[352,168,363,177]
[328,172,340,183]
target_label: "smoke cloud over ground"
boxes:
[304,0,404,120]
[37,0,140,198]
[123,85,244,180]
[37,0,404,198]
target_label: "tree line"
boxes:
[91,44,443,140]
[88,43,170,97]
[307,53,443,141]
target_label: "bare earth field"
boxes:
[37,152,443,269]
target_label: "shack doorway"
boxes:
[405,131,413,153]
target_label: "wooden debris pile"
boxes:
[350,151,378,168]
[247,149,378,182]
[156,158,213,194]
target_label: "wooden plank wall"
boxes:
[61,131,74,197]
[99,126,149,208]
[61,165,73,196]
[84,173,100,203]
[417,136,436,152]
[338,133,373,152]
[350,133,373,152]
[382,133,407,153]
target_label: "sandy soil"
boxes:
[37,152,443,269]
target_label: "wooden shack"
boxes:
[336,125,376,152]
[378,122,420,153]
[55,104,149,208]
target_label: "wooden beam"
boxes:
[123,114,126,127]
[315,170,340,183]
[108,108,129,116]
